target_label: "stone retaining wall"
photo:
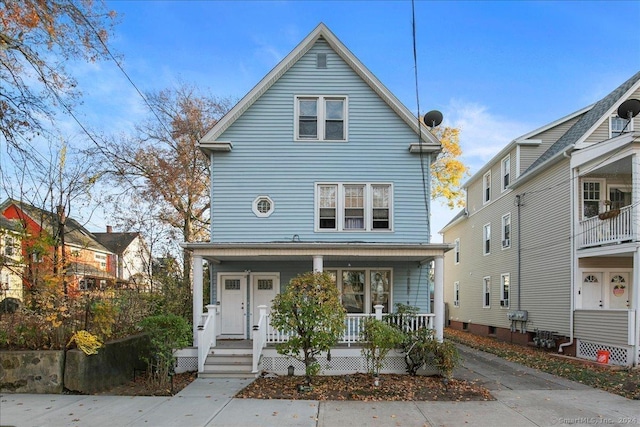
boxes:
[0,334,149,394]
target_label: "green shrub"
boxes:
[138,314,191,387]
[360,318,404,376]
[270,271,346,385]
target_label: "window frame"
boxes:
[483,223,491,255]
[454,238,460,264]
[500,273,510,308]
[582,179,605,219]
[482,171,491,204]
[4,236,14,257]
[295,95,348,142]
[315,183,393,232]
[501,213,511,249]
[610,115,634,138]
[453,281,460,307]
[252,195,275,218]
[501,155,510,192]
[482,276,491,308]
[325,267,393,314]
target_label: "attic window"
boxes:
[252,196,274,218]
[317,53,327,68]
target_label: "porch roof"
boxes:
[181,242,453,264]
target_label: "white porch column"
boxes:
[192,255,204,346]
[434,255,445,342]
[634,248,640,367]
[313,255,324,272]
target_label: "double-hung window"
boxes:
[501,213,511,249]
[483,277,491,308]
[582,181,602,219]
[454,238,460,264]
[483,171,491,204]
[610,115,633,138]
[316,183,392,231]
[501,155,510,191]
[483,223,491,255]
[4,236,14,256]
[296,96,347,141]
[453,281,460,307]
[326,268,393,313]
[500,273,510,307]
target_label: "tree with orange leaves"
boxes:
[430,126,468,209]
[0,0,117,147]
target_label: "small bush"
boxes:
[139,314,191,388]
[360,318,404,376]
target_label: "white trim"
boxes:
[482,171,491,205]
[482,276,491,308]
[609,115,634,139]
[453,281,460,307]
[581,178,606,220]
[252,196,275,218]
[483,223,491,256]
[454,238,460,264]
[501,154,511,192]
[501,213,511,250]
[500,273,510,308]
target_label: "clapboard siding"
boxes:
[518,116,582,174]
[211,39,432,243]
[516,160,571,334]
[444,159,572,334]
[585,87,640,144]
[574,310,631,346]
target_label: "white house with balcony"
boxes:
[442,70,640,367]
[178,24,450,377]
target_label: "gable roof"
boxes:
[0,198,110,253]
[199,23,440,149]
[93,231,140,255]
[523,70,640,175]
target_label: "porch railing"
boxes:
[197,304,217,373]
[264,308,434,346]
[252,305,268,373]
[579,204,636,248]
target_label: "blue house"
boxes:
[182,23,451,376]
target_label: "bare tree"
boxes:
[0,0,117,149]
[97,83,232,285]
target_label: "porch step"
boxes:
[199,349,258,379]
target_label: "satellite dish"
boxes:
[422,110,443,128]
[617,99,640,120]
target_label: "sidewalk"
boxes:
[2,344,638,427]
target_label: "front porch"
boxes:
[186,304,436,377]
[181,241,451,376]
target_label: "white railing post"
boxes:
[197,304,217,373]
[252,305,268,373]
[374,305,384,320]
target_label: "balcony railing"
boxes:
[579,204,636,248]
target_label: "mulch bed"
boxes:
[235,373,493,401]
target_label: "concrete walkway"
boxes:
[2,344,638,427]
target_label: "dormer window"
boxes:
[296,96,347,141]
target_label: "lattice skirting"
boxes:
[576,340,633,366]
[174,348,198,373]
[260,349,439,376]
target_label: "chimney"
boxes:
[106,225,113,233]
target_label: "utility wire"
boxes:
[411,0,431,236]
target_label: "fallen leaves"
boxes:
[235,373,493,401]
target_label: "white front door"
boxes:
[252,274,279,326]
[609,272,629,309]
[220,274,247,336]
[581,272,603,309]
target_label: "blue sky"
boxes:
[38,1,640,240]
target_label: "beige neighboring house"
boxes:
[93,226,152,290]
[0,216,24,304]
[442,71,640,367]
